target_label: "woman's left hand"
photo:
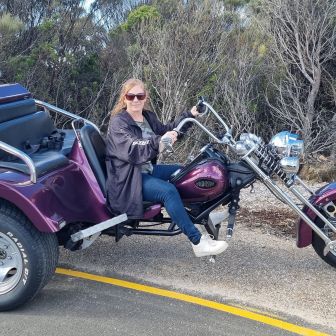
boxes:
[191,106,200,117]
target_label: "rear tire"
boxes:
[0,202,59,311]
[312,218,336,268]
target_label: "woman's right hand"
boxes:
[162,131,178,144]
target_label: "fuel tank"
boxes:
[171,159,229,203]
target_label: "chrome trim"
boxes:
[0,141,36,183]
[173,101,236,147]
[71,118,85,144]
[35,100,100,133]
[174,118,223,143]
[71,214,128,242]
[0,232,24,294]
[279,156,300,174]
[294,176,315,195]
[241,143,260,159]
[203,101,230,134]
[324,241,336,257]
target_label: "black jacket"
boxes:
[106,109,193,218]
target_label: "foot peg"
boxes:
[71,214,127,242]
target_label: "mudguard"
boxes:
[296,182,336,248]
[0,141,111,233]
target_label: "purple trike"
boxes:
[0,84,335,311]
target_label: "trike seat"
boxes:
[0,151,69,177]
[79,124,162,218]
[0,85,70,178]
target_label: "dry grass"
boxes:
[238,207,298,237]
[300,158,336,182]
[237,181,327,238]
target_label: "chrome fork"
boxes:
[243,155,336,256]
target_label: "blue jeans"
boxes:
[142,164,201,244]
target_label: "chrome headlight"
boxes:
[269,131,304,159]
[279,157,300,174]
[235,133,262,155]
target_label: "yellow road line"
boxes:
[56,268,330,336]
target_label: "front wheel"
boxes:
[0,202,59,311]
[312,217,336,268]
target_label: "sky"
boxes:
[83,0,95,11]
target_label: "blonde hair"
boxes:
[111,78,150,116]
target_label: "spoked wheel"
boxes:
[312,216,336,268]
[0,202,59,311]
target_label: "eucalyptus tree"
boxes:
[259,0,336,157]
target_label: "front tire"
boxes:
[312,217,336,268]
[0,202,59,311]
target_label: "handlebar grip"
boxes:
[196,96,207,114]
[196,104,207,114]
[160,136,173,153]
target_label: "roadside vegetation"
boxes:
[0,0,335,171]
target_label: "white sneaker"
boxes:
[192,234,228,257]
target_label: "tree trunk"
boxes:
[305,69,321,154]
[331,114,336,160]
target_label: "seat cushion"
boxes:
[0,98,37,123]
[0,151,69,178]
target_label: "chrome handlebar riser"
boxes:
[202,101,231,135]
[174,118,224,144]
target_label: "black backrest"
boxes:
[0,110,56,160]
[79,124,107,197]
[0,98,37,123]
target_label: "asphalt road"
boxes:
[56,225,335,332]
[1,275,298,336]
[1,224,335,336]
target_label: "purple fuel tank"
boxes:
[173,160,229,203]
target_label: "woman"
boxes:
[106,78,228,257]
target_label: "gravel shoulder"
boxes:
[238,180,326,237]
[59,181,336,334]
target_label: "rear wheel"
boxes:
[0,202,59,311]
[312,217,336,268]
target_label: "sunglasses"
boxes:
[125,93,146,101]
